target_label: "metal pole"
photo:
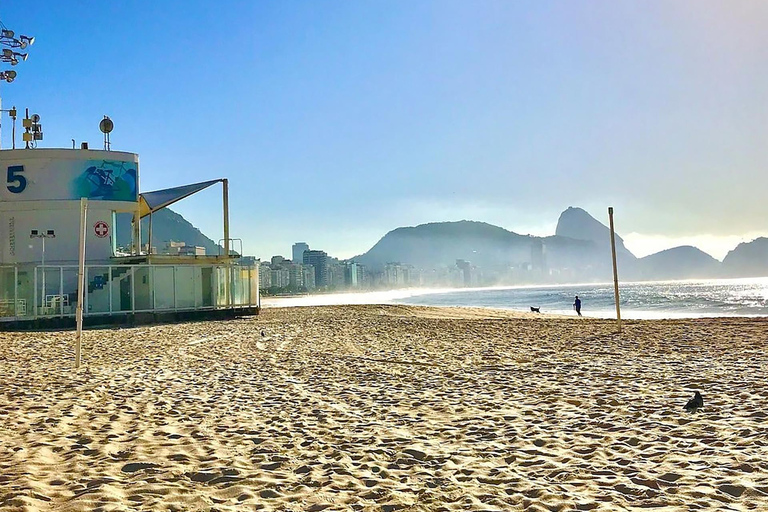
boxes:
[33,265,37,318]
[223,179,230,256]
[130,266,135,312]
[13,266,18,317]
[41,237,45,310]
[173,266,177,310]
[133,209,141,256]
[76,198,88,368]
[222,178,232,307]
[59,267,64,316]
[111,211,117,256]
[608,207,621,332]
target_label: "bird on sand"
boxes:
[683,391,703,412]
[261,330,266,337]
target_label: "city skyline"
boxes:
[2,1,767,261]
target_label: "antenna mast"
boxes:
[100,115,113,150]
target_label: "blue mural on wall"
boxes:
[71,160,138,201]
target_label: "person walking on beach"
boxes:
[573,295,582,316]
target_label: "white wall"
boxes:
[0,148,139,265]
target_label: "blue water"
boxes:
[261,278,768,319]
[391,278,768,319]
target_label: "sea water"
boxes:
[261,277,768,319]
[392,278,768,319]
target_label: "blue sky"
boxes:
[3,1,767,260]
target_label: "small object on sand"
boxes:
[261,330,266,337]
[530,306,540,313]
[683,391,703,412]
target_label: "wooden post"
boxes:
[75,198,88,368]
[608,206,621,332]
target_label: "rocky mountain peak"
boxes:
[555,206,633,257]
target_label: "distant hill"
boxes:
[722,238,768,277]
[115,208,224,255]
[637,246,721,280]
[352,221,533,270]
[352,217,627,282]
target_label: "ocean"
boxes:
[261,277,768,319]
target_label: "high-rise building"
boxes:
[456,259,471,287]
[292,242,309,264]
[531,239,547,274]
[303,250,328,287]
[346,262,359,287]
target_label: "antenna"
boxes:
[22,108,42,148]
[99,115,113,150]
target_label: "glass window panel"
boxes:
[175,266,195,309]
[153,266,174,310]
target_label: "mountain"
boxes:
[115,208,224,255]
[637,246,721,280]
[552,206,639,279]
[352,221,532,270]
[721,238,768,277]
[555,206,634,258]
[351,217,629,282]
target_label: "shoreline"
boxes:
[260,278,768,319]
[1,304,767,510]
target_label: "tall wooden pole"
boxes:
[76,198,88,368]
[608,206,621,332]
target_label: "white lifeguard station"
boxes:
[0,146,259,327]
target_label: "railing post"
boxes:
[84,266,89,317]
[13,266,18,317]
[172,266,177,310]
[59,267,64,316]
[130,266,136,313]
[193,267,199,309]
[33,266,38,318]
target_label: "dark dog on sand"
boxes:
[530,307,540,313]
[684,391,703,412]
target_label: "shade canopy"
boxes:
[139,179,221,218]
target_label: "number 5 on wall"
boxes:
[6,165,26,193]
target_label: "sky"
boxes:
[2,1,767,261]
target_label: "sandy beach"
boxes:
[1,305,767,511]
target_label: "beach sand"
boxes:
[1,304,767,511]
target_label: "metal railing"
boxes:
[0,263,259,321]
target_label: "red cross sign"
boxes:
[94,221,110,238]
